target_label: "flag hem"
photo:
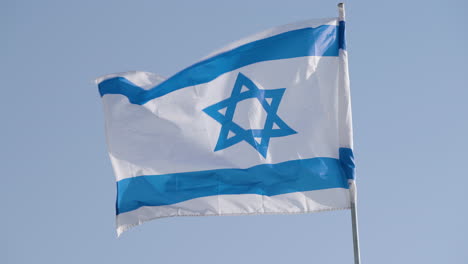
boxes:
[116,206,351,237]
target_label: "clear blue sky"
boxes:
[3,0,467,263]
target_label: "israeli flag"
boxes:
[98,16,355,236]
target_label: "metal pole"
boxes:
[337,3,361,263]
[349,180,361,264]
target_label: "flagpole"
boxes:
[349,180,361,264]
[337,3,361,264]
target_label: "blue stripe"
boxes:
[116,153,352,215]
[339,147,354,179]
[100,24,345,105]
[338,21,346,50]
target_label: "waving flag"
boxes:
[98,15,354,236]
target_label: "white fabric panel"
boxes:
[102,56,348,181]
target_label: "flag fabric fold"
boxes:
[97,16,354,236]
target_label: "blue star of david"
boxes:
[203,73,297,158]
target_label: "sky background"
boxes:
[2,0,468,263]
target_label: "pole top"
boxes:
[338,2,345,21]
